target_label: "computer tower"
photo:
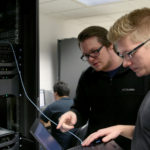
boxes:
[0,0,39,149]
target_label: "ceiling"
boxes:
[40,0,150,19]
[39,0,150,29]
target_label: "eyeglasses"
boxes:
[118,38,150,60]
[80,46,103,61]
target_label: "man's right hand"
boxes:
[82,125,135,146]
[56,111,77,132]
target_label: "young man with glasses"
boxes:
[82,8,150,150]
[57,26,150,149]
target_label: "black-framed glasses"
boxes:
[118,38,150,60]
[80,46,103,61]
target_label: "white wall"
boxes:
[40,13,112,91]
[39,14,81,91]
[40,14,64,90]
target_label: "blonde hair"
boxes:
[108,8,150,44]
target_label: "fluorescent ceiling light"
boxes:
[76,0,121,6]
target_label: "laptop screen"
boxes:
[30,119,62,150]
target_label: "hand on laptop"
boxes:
[82,125,124,146]
[82,125,135,146]
[57,111,77,132]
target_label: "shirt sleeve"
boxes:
[71,70,91,127]
[40,104,53,123]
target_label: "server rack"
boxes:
[0,0,39,149]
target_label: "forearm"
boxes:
[119,125,135,139]
[40,119,51,127]
[71,97,90,126]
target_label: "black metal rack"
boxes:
[0,0,39,149]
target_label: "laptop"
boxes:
[30,119,62,150]
[30,119,123,150]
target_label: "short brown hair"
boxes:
[78,26,111,47]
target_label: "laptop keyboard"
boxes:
[68,144,103,150]
[67,140,123,150]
